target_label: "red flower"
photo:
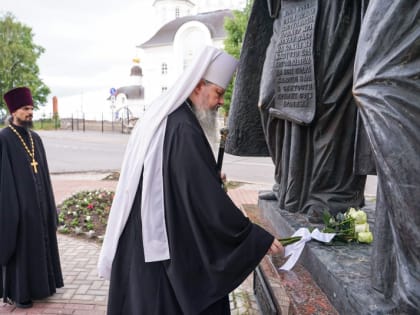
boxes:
[87,203,94,209]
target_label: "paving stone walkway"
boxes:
[0,175,265,314]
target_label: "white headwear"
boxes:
[203,51,238,89]
[98,46,238,279]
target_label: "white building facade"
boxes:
[138,0,246,107]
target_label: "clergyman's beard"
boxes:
[19,119,34,129]
[192,107,219,153]
[9,116,33,129]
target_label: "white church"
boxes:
[112,0,246,120]
[43,0,246,124]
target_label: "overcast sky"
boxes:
[1,0,157,99]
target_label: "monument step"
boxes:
[250,198,401,315]
[243,204,338,315]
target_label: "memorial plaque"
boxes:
[272,0,318,125]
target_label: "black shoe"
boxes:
[258,190,277,200]
[15,300,33,308]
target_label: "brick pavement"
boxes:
[0,174,265,314]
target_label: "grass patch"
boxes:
[33,118,60,130]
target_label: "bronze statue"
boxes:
[227,0,419,312]
[226,0,372,223]
[353,0,420,311]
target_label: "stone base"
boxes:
[256,198,401,315]
[242,204,338,315]
[253,256,292,315]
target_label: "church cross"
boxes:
[31,159,38,173]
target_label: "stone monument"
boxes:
[353,0,420,312]
[227,0,420,313]
[226,0,373,223]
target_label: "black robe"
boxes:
[0,124,63,303]
[108,102,274,315]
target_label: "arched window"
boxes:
[161,62,168,75]
[161,86,168,93]
[175,7,180,18]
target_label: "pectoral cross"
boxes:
[31,159,38,173]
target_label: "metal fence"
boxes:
[60,117,138,134]
[36,111,138,134]
[36,109,227,134]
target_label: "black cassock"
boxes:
[0,125,63,303]
[108,102,273,315]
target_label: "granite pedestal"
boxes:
[255,196,403,315]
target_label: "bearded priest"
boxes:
[0,87,63,309]
[98,46,284,314]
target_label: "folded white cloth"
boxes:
[278,228,335,271]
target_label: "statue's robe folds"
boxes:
[107,103,273,315]
[353,0,420,311]
[0,125,63,303]
[227,0,372,220]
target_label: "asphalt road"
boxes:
[38,130,128,174]
[38,130,276,183]
[39,130,376,194]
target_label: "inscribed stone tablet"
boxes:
[272,0,317,125]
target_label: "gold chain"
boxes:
[8,125,38,173]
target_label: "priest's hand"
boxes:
[267,238,284,257]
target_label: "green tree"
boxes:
[222,0,253,117]
[0,12,50,116]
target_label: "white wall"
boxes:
[137,0,244,107]
[140,17,229,106]
[140,45,174,104]
[196,0,246,12]
[154,0,196,27]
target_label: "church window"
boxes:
[161,62,168,75]
[162,86,168,93]
[175,7,180,18]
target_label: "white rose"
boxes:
[357,231,373,244]
[355,223,370,234]
[353,210,367,224]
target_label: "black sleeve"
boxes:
[0,141,20,265]
[166,122,274,255]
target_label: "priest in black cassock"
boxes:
[0,87,63,308]
[98,46,284,314]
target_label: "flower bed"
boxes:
[57,189,115,242]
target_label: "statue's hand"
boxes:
[258,95,275,111]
